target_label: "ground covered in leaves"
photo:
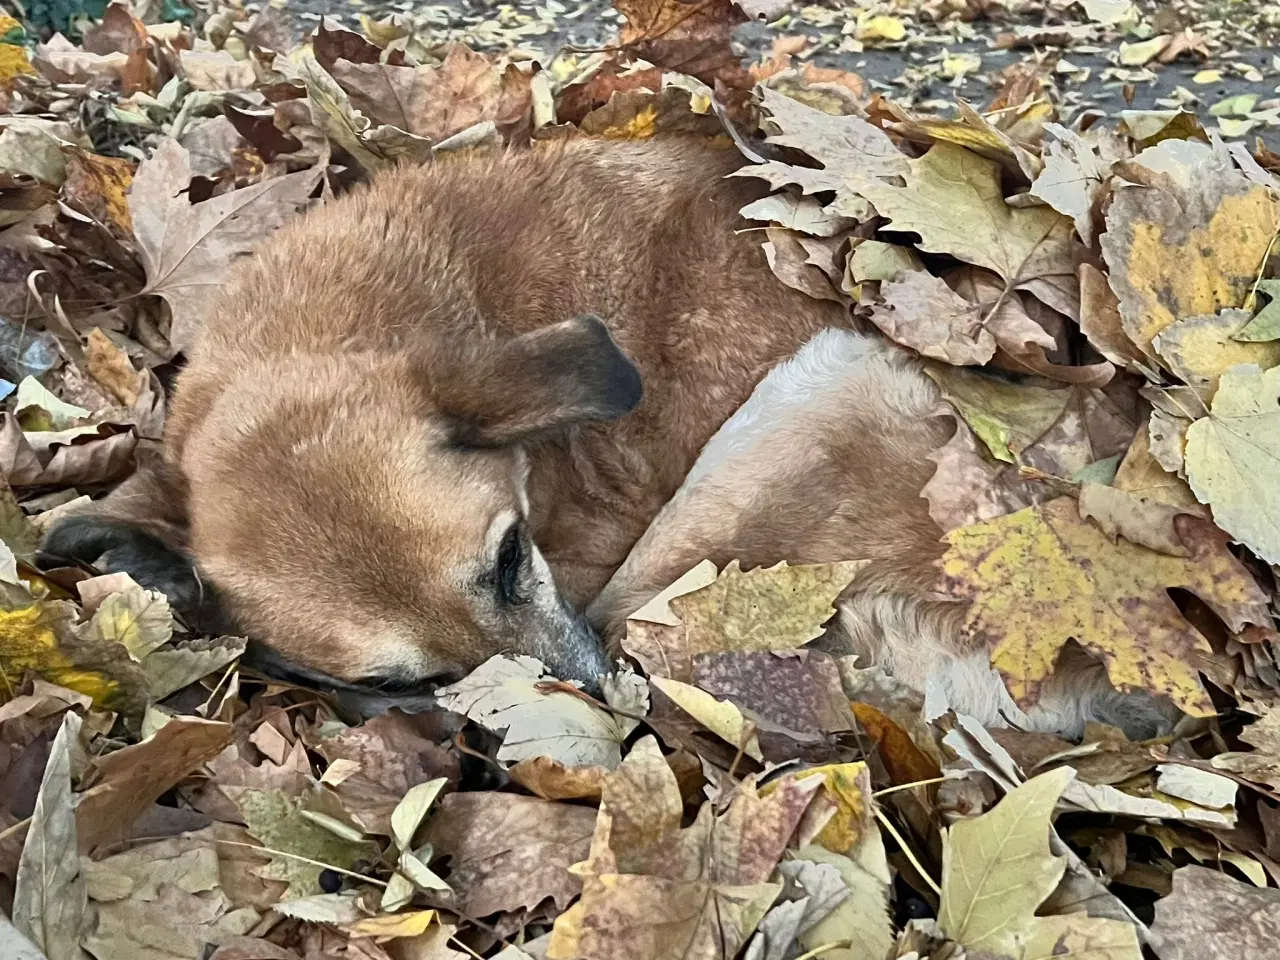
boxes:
[1,0,1280,959]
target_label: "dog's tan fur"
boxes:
[50,136,856,685]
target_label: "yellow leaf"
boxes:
[76,584,173,661]
[856,15,906,42]
[763,761,873,856]
[0,595,148,711]
[860,144,1075,317]
[622,559,866,682]
[343,909,436,939]
[1193,69,1223,84]
[938,497,1272,715]
[1183,363,1280,565]
[938,767,1073,954]
[650,676,762,760]
[1152,309,1279,401]
[1101,138,1279,359]
[1118,36,1170,66]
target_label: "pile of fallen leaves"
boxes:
[1,0,1279,958]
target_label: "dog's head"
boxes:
[40,316,641,695]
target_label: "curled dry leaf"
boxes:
[735,87,907,220]
[938,497,1273,715]
[12,710,85,960]
[870,269,995,366]
[75,716,235,851]
[331,46,533,145]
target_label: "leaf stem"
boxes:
[874,807,941,897]
[211,839,388,888]
[872,777,948,798]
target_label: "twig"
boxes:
[0,816,31,846]
[872,777,948,799]
[793,941,853,960]
[875,807,941,897]
[726,721,758,782]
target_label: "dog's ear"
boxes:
[37,455,231,634]
[419,315,643,447]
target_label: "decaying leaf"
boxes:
[1101,139,1279,360]
[548,736,820,960]
[938,497,1272,715]
[312,710,459,836]
[870,269,995,366]
[623,559,864,683]
[424,791,596,917]
[232,788,377,899]
[1151,865,1280,959]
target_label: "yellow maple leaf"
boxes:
[938,497,1272,715]
[622,559,866,683]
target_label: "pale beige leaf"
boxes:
[1183,363,1280,564]
[937,767,1074,955]
[870,270,995,366]
[127,139,322,353]
[436,655,633,768]
[12,711,87,960]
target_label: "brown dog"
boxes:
[40,136,853,692]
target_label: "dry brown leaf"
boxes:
[313,710,459,836]
[1151,865,1280,959]
[423,792,597,917]
[331,46,533,145]
[870,269,995,366]
[76,716,234,851]
[548,736,820,960]
[612,0,776,93]
[127,139,322,354]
